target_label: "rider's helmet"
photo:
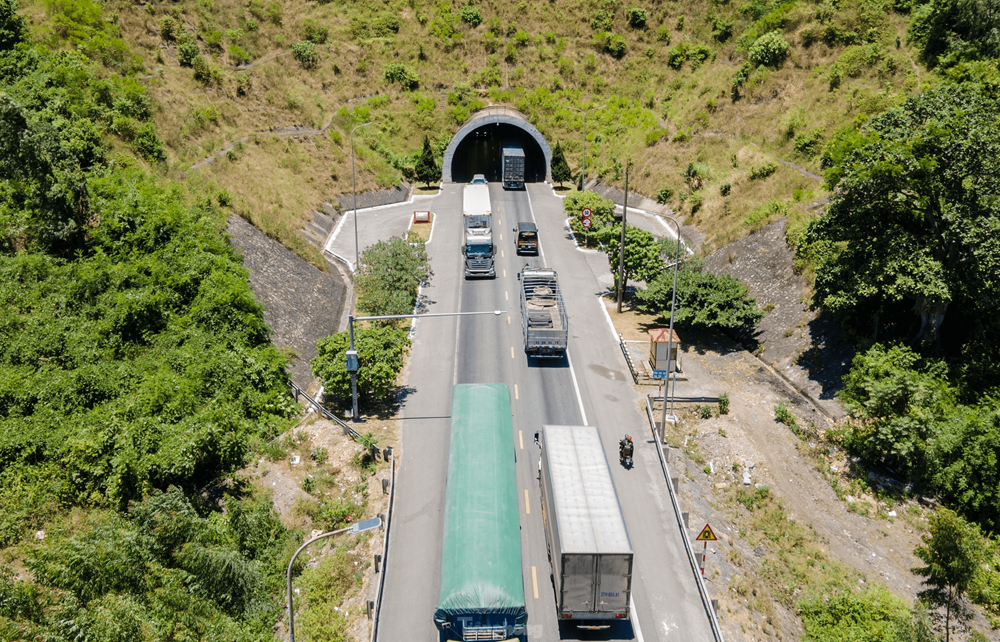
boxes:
[626,435,632,442]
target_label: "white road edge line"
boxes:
[563,217,600,254]
[596,292,621,343]
[630,594,646,642]
[565,351,588,427]
[524,187,547,266]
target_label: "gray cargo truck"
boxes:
[518,266,568,356]
[502,145,525,189]
[537,425,633,626]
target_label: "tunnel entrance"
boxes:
[442,107,552,184]
[450,124,547,184]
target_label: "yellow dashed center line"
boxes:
[503,269,506,277]
[531,566,539,599]
[519,430,524,449]
[514,384,519,400]
[523,489,530,514]
[505,291,509,301]
[511,346,515,359]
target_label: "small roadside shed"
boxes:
[648,328,681,372]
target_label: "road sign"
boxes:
[696,523,718,541]
[581,208,592,218]
[581,218,592,229]
[652,369,667,379]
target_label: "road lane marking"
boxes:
[511,346,515,359]
[629,594,645,642]
[514,384,519,399]
[519,430,523,448]
[531,566,539,599]
[524,489,530,514]
[505,290,508,301]
[500,233,503,240]
[566,351,589,426]
[501,250,504,257]
[507,315,511,325]
[524,188,546,266]
[503,269,506,277]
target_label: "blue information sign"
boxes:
[652,369,667,379]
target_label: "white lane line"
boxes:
[531,566,539,599]
[630,594,646,642]
[501,250,504,258]
[503,269,506,277]
[451,264,466,385]
[597,293,620,342]
[518,429,523,448]
[511,346,515,359]
[523,489,530,514]
[425,212,438,245]
[507,315,511,325]
[524,188,547,266]
[565,351,588,427]
[505,291,509,301]
[514,384,519,399]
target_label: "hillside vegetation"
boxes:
[3,0,1000,638]
[17,0,945,263]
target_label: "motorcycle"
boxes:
[619,443,634,469]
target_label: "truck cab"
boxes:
[515,221,539,255]
[464,215,495,278]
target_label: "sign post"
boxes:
[581,216,592,246]
[695,523,718,576]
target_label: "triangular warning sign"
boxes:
[695,524,718,541]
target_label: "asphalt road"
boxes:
[377,183,717,642]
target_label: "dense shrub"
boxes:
[732,30,790,88]
[383,62,419,90]
[655,185,675,204]
[749,161,778,180]
[636,257,765,333]
[311,326,411,406]
[301,19,328,44]
[291,40,318,67]
[626,7,647,29]
[355,236,431,316]
[459,5,481,27]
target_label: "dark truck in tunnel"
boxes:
[502,144,525,189]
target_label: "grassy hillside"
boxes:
[18,0,935,263]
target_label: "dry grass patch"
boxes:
[600,294,664,341]
[407,213,433,243]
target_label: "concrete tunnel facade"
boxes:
[442,106,552,184]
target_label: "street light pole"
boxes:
[659,215,683,444]
[351,121,373,271]
[616,161,630,313]
[347,310,504,421]
[568,105,605,190]
[286,517,383,642]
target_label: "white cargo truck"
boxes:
[462,184,495,278]
[537,425,633,626]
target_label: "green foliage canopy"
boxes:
[806,86,1000,386]
[636,256,765,333]
[605,225,662,295]
[355,236,430,317]
[908,0,1000,68]
[414,135,438,187]
[311,326,410,406]
[550,141,572,186]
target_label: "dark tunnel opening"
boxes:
[450,124,547,184]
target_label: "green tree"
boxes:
[0,0,26,50]
[311,325,411,405]
[908,0,1000,68]
[414,135,439,187]
[550,141,572,186]
[636,256,765,333]
[606,225,663,297]
[355,236,430,317]
[913,508,985,642]
[806,86,1000,381]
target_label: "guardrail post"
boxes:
[374,554,381,573]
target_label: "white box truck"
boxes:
[462,184,495,278]
[537,425,633,626]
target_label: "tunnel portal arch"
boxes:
[442,107,552,184]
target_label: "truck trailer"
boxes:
[518,266,568,356]
[434,384,527,641]
[537,425,633,625]
[502,145,525,189]
[463,184,495,278]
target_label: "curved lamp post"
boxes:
[287,517,383,642]
[659,215,684,444]
[567,104,605,190]
[351,121,373,271]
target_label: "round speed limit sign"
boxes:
[581,208,592,218]
[581,218,593,228]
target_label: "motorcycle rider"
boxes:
[619,434,634,461]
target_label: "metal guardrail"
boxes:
[370,451,394,642]
[645,395,726,642]
[288,381,362,441]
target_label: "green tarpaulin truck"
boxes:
[434,384,528,640]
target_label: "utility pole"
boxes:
[616,162,630,313]
[659,216,683,444]
[567,104,605,190]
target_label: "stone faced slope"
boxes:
[227,214,347,387]
[704,218,853,419]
